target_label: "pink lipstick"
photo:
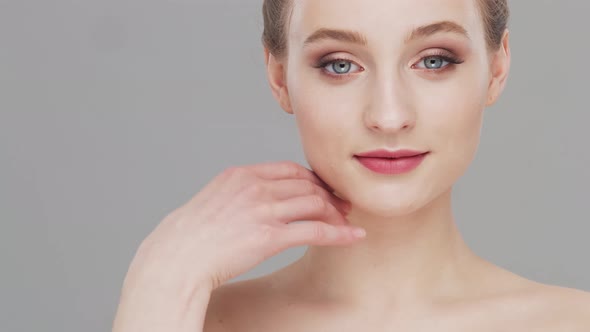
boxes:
[354,149,429,174]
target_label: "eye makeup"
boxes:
[311,47,465,81]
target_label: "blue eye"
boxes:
[313,52,464,80]
[420,56,448,69]
[323,59,361,75]
[414,54,464,71]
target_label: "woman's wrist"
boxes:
[112,281,213,332]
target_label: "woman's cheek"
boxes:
[290,80,355,180]
[291,75,355,129]
[290,85,330,152]
[429,85,486,164]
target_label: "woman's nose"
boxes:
[363,80,416,133]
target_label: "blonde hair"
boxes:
[262,0,509,59]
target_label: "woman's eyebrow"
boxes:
[302,20,470,48]
[405,21,470,43]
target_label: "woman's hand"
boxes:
[112,161,365,332]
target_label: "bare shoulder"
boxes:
[518,282,590,331]
[201,272,590,332]
[470,261,590,330]
[538,283,590,310]
[203,276,278,332]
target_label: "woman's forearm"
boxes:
[111,282,212,332]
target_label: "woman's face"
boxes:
[269,0,509,216]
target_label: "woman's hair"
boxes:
[262,0,509,60]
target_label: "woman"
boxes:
[112,0,590,331]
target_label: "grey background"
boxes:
[1,0,588,331]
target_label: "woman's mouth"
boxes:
[354,149,429,175]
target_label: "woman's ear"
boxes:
[264,48,294,114]
[486,29,511,107]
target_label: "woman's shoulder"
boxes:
[203,275,590,332]
[464,260,590,330]
[203,276,281,332]
[519,282,590,329]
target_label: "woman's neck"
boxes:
[293,189,485,309]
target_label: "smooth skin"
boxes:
[203,0,590,331]
[112,0,590,331]
[112,161,367,332]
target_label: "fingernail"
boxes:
[352,228,366,238]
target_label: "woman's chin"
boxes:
[348,198,427,219]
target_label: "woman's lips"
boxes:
[354,152,428,174]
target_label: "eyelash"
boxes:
[313,50,465,80]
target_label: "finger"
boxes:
[265,179,350,215]
[186,166,257,208]
[264,195,350,226]
[243,161,337,195]
[281,222,366,247]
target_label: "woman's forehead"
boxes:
[288,0,484,46]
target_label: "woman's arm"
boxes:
[112,278,213,332]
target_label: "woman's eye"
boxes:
[315,54,462,78]
[323,59,361,75]
[415,56,452,70]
